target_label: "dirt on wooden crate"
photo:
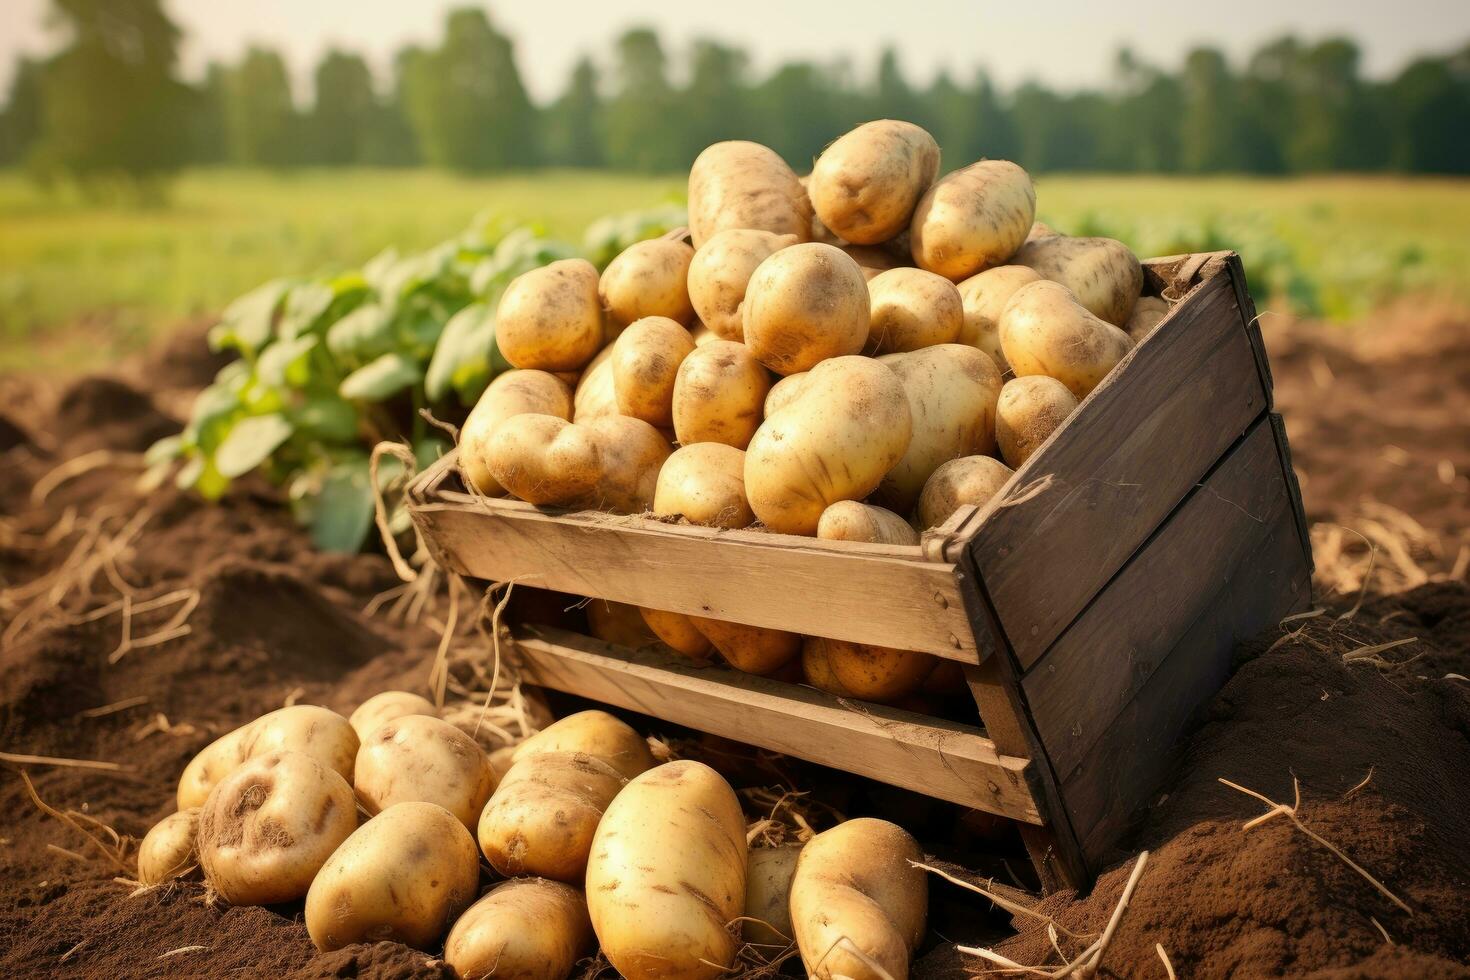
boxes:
[1,308,1468,979]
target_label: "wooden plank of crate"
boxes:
[963,270,1267,669]
[1024,418,1288,778]
[410,494,979,661]
[511,624,1042,824]
[1269,412,1315,576]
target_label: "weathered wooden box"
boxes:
[408,250,1313,889]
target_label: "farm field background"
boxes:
[3,168,1468,373]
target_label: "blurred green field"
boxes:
[3,169,1467,373]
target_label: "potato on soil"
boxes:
[917,455,1015,530]
[1126,294,1170,343]
[1012,234,1143,326]
[496,258,605,371]
[477,750,626,882]
[745,356,912,536]
[688,229,798,342]
[610,316,695,426]
[1000,279,1132,397]
[687,616,802,675]
[865,267,964,354]
[790,817,927,980]
[743,243,870,375]
[745,843,803,946]
[576,415,671,514]
[512,709,656,781]
[137,808,199,885]
[688,141,811,248]
[654,443,754,529]
[910,160,1036,281]
[305,801,480,952]
[197,750,357,906]
[810,120,941,245]
[348,690,437,741]
[956,265,1043,372]
[640,607,715,660]
[573,343,618,422]
[177,704,358,810]
[600,237,696,328]
[995,375,1079,468]
[354,715,498,830]
[672,340,771,449]
[816,501,919,546]
[801,637,936,703]
[586,760,748,980]
[458,370,574,496]
[485,414,601,507]
[586,599,659,649]
[444,878,594,980]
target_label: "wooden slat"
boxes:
[964,270,1267,669]
[512,624,1041,824]
[1024,419,1288,777]
[411,488,979,661]
[1269,412,1315,575]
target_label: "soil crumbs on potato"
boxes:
[2,310,1469,978]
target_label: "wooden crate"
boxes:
[408,250,1313,890]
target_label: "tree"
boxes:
[684,40,752,155]
[187,61,229,164]
[605,28,682,172]
[750,62,845,168]
[1389,49,1470,173]
[873,47,920,126]
[223,47,300,168]
[0,57,44,167]
[1179,47,1244,172]
[311,49,375,165]
[544,56,605,167]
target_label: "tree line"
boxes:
[1,0,1467,194]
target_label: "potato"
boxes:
[497,259,605,371]
[745,356,912,536]
[177,704,358,810]
[653,443,753,529]
[956,265,1043,372]
[790,818,927,980]
[512,709,656,781]
[305,801,480,952]
[762,371,809,417]
[640,607,714,660]
[999,280,1132,397]
[917,455,1015,530]
[601,238,696,328]
[688,141,810,248]
[1126,295,1170,343]
[995,376,1079,468]
[348,691,437,741]
[816,501,919,546]
[573,343,618,422]
[444,878,594,980]
[197,750,357,905]
[745,843,803,946]
[485,414,601,506]
[609,317,695,426]
[577,415,671,514]
[688,616,801,675]
[910,160,1036,281]
[137,808,199,885]
[458,370,574,496]
[586,599,659,649]
[1012,235,1144,326]
[743,243,870,375]
[354,715,498,830]
[1027,220,1059,242]
[477,750,626,882]
[672,340,771,449]
[921,659,967,696]
[874,345,1003,514]
[810,121,940,245]
[864,268,963,355]
[843,244,905,281]
[801,637,935,703]
[586,761,747,980]
[688,229,799,342]
[800,637,850,696]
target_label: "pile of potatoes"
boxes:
[460,119,1168,708]
[140,698,931,980]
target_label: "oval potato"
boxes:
[640,607,714,660]
[1126,295,1170,343]
[995,376,1079,468]
[910,161,1036,281]
[477,750,626,882]
[688,229,798,342]
[485,414,601,506]
[654,443,754,529]
[348,690,437,742]
[177,705,358,810]
[816,501,919,546]
[672,340,771,449]
[496,259,605,371]
[458,370,574,496]
[688,141,810,248]
[801,637,935,703]
[138,808,200,885]
[1012,235,1144,326]
[865,267,963,354]
[611,317,697,426]
[586,599,659,649]
[573,343,618,422]
[576,415,671,514]
[354,715,498,830]
[1000,280,1132,397]
[600,238,696,328]
[956,265,1043,372]
[512,709,656,781]
[810,120,940,244]
[743,243,870,375]
[688,616,801,676]
[917,455,1015,530]
[762,371,810,417]
[444,878,594,980]
[745,843,803,946]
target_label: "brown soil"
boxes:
[1,308,1467,979]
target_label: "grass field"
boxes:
[2,168,1467,373]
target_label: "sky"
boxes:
[2,0,1468,103]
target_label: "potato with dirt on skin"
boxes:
[801,637,936,704]
[572,343,617,422]
[600,237,696,328]
[688,141,811,248]
[688,229,799,342]
[843,244,905,281]
[671,340,771,450]
[484,413,601,507]
[745,843,803,946]
[177,704,358,810]
[640,607,714,660]
[995,376,1079,468]
[917,455,1015,530]
[305,801,480,952]
[790,818,927,980]
[458,370,574,496]
[743,243,870,375]
[810,120,941,245]
[496,259,605,371]
[347,690,437,741]
[688,616,802,676]
[197,750,357,905]
[1126,295,1170,343]
[586,760,748,980]
[1012,234,1144,327]
[586,599,659,649]
[865,267,964,355]
[910,160,1036,282]
[817,501,919,546]
[575,415,671,514]
[654,443,754,530]
[762,371,810,417]
[138,808,199,885]
[444,878,595,980]
[1000,280,1133,398]
[478,750,627,882]
[353,714,498,830]
[956,265,1043,373]
[612,316,696,426]
[512,709,656,781]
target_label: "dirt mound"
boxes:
[52,375,179,455]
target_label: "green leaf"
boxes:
[293,396,360,443]
[308,458,377,553]
[339,352,423,401]
[182,380,245,452]
[256,335,319,387]
[277,283,337,339]
[424,301,500,403]
[326,302,394,361]
[214,413,294,479]
[145,434,183,466]
[212,279,291,355]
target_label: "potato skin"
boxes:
[444,878,594,980]
[177,704,358,810]
[348,690,437,741]
[477,750,626,882]
[688,141,811,249]
[586,599,659,649]
[586,761,748,980]
[995,376,1079,468]
[745,356,912,536]
[956,265,1042,372]
[573,343,618,422]
[459,370,574,496]
[999,280,1133,397]
[810,120,940,245]
[672,340,771,450]
[611,317,696,426]
[354,715,498,830]
[743,243,870,375]
[688,229,798,342]
[1012,235,1144,326]
[601,238,696,328]
[687,616,801,675]
[305,801,480,952]
[801,637,935,703]
[744,843,803,946]
[762,371,809,418]
[910,161,1036,281]
[865,268,963,354]
[512,709,656,781]
[486,414,601,506]
[1126,295,1170,343]
[640,607,714,660]
[138,808,199,885]
[654,443,754,529]
[574,415,671,514]
[816,501,919,546]
[790,818,927,980]
[917,455,1015,530]
[497,259,605,371]
[197,750,357,905]
[842,244,906,281]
